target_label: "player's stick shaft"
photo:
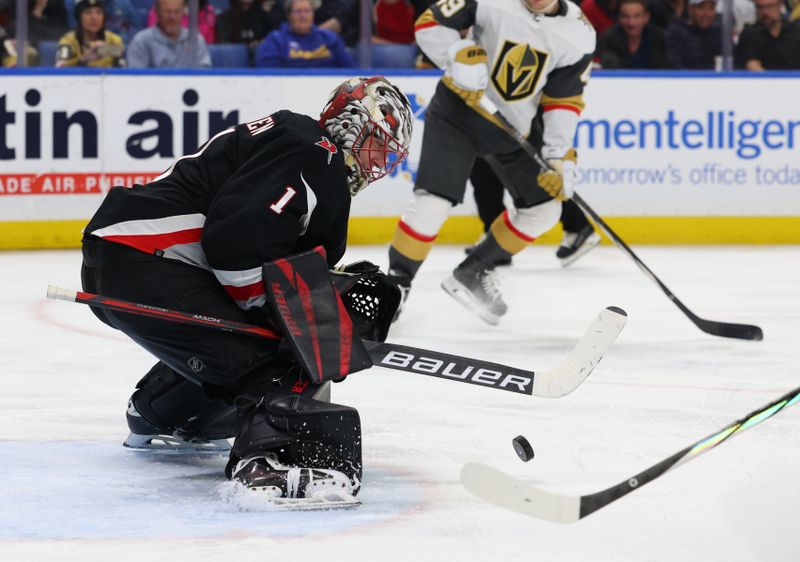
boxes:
[476,97,763,341]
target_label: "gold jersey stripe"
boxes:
[540,94,586,111]
[391,225,437,261]
[489,212,532,254]
[414,9,437,29]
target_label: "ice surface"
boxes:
[1,244,799,561]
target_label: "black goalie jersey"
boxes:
[84,111,352,310]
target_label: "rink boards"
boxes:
[1,69,799,249]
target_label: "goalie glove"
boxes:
[536,148,578,201]
[442,39,489,107]
[330,261,401,343]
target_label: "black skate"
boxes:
[556,225,600,267]
[388,268,411,322]
[231,453,360,510]
[441,259,508,325]
[464,244,512,267]
[123,399,231,454]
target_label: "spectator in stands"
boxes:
[1,0,11,27]
[581,0,619,36]
[720,0,755,35]
[597,0,669,68]
[313,0,349,35]
[1,23,15,65]
[256,0,287,28]
[648,0,686,30]
[55,0,125,66]
[103,0,138,45]
[127,0,210,67]
[147,0,216,44]
[23,0,70,46]
[0,22,39,65]
[665,0,721,69]
[736,0,800,69]
[373,0,415,44]
[255,0,353,67]
[216,0,274,50]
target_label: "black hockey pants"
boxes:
[82,236,362,478]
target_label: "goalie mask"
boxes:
[320,76,413,196]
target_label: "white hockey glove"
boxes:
[442,39,489,107]
[537,148,578,201]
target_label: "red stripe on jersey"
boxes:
[398,220,437,242]
[542,104,582,115]
[503,210,536,242]
[100,227,203,255]
[414,21,438,31]
[223,279,266,302]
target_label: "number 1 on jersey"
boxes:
[270,186,297,214]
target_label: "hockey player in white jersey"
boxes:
[387,0,596,324]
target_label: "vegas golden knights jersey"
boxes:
[415,0,595,160]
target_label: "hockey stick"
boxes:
[477,96,763,342]
[461,384,800,522]
[46,285,626,398]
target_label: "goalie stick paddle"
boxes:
[46,285,626,398]
[477,96,763,342]
[461,384,800,523]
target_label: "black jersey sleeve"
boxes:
[540,52,593,114]
[416,0,478,31]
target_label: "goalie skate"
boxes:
[123,432,231,454]
[231,453,361,510]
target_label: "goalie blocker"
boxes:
[262,247,401,384]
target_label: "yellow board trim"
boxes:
[2,217,800,250]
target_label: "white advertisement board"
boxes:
[0,72,798,227]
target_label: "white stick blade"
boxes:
[47,285,78,302]
[532,306,627,398]
[460,462,580,524]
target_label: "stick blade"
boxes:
[460,462,580,523]
[532,306,627,398]
[698,319,763,341]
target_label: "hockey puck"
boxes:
[512,435,534,462]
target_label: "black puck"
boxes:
[512,435,534,462]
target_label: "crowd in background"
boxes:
[1,0,799,69]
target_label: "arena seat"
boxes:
[37,41,59,67]
[209,44,250,68]
[370,44,417,69]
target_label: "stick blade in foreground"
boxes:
[533,306,627,398]
[460,463,580,523]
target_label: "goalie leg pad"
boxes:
[227,379,362,486]
[128,361,237,440]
